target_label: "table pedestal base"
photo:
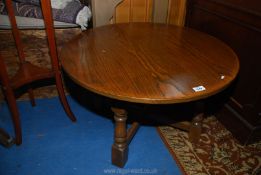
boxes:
[188,113,204,143]
[111,108,140,167]
[170,102,205,143]
[112,144,129,168]
[170,113,204,143]
[111,102,205,167]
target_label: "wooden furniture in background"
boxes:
[167,0,187,25]
[186,0,261,144]
[91,0,187,27]
[0,0,76,145]
[114,0,153,23]
[114,0,187,25]
[91,0,123,27]
[60,23,239,167]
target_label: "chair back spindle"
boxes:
[41,0,60,72]
[5,0,26,63]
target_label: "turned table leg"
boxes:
[188,101,205,143]
[111,108,128,167]
[170,101,205,143]
[111,107,140,167]
[188,113,204,143]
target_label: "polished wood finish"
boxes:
[61,23,239,166]
[61,23,239,104]
[0,0,76,145]
[186,0,261,144]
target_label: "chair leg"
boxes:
[0,53,22,145]
[28,88,36,106]
[55,72,76,122]
[3,87,22,145]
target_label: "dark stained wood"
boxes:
[171,101,205,143]
[61,23,239,104]
[0,52,22,145]
[41,0,76,123]
[126,122,140,145]
[5,0,26,63]
[61,23,239,166]
[0,0,76,145]
[188,113,204,143]
[111,109,139,167]
[186,0,261,144]
[111,108,128,168]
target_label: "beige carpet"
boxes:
[158,116,261,175]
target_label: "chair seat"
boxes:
[10,62,54,89]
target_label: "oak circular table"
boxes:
[60,23,239,167]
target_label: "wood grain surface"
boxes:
[60,23,239,104]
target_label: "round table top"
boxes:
[60,23,239,104]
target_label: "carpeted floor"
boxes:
[1,95,260,175]
[0,96,181,175]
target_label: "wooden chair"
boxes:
[0,0,76,145]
